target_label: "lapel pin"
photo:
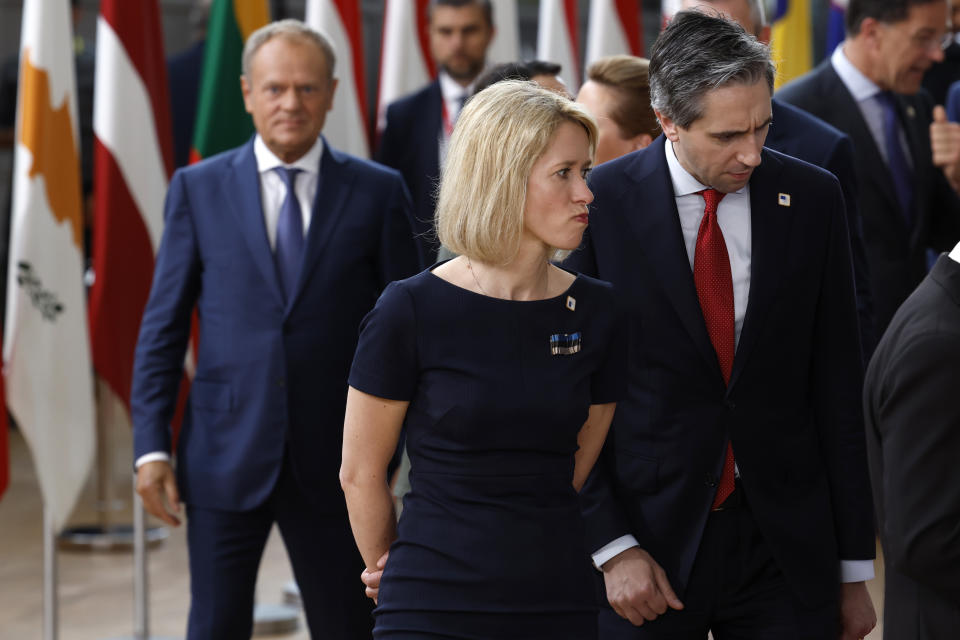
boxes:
[565,295,576,311]
[906,105,916,119]
[778,193,791,207]
[550,331,582,355]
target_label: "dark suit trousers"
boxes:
[185,451,372,640]
[598,492,840,640]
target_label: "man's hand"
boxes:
[135,460,181,527]
[839,581,876,640]
[601,547,684,626]
[360,550,389,604]
[930,105,960,191]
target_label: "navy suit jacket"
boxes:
[566,137,875,607]
[132,137,421,513]
[778,61,960,338]
[376,80,442,262]
[766,98,875,356]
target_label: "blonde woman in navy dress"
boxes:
[340,81,626,640]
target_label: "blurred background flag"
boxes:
[771,0,813,88]
[306,0,370,158]
[0,373,7,503]
[90,0,174,432]
[376,0,432,135]
[189,0,269,163]
[4,0,95,532]
[586,0,644,67]
[825,0,848,56]
[537,0,581,92]
[488,0,520,65]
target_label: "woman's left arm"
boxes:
[573,402,617,492]
[340,387,409,572]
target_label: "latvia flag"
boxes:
[90,0,174,432]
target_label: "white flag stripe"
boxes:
[93,16,167,252]
[586,0,631,66]
[377,0,431,133]
[537,0,579,93]
[488,0,519,65]
[306,0,370,158]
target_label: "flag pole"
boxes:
[101,477,179,640]
[43,503,58,640]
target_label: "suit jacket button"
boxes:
[724,399,736,410]
[705,474,718,488]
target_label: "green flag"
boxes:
[190,0,270,162]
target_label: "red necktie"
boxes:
[694,189,736,509]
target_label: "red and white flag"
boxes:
[537,0,581,93]
[488,0,519,65]
[5,0,95,532]
[307,0,370,158]
[586,0,644,67]
[89,0,173,432]
[376,0,433,135]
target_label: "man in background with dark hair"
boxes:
[568,11,876,639]
[778,0,960,342]
[377,0,494,262]
[576,55,659,164]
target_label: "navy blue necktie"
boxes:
[876,91,914,226]
[274,167,304,302]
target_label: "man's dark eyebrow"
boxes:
[710,116,773,138]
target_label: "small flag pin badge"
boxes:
[566,296,576,311]
[778,193,791,207]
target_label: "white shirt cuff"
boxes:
[592,534,640,570]
[840,559,875,582]
[135,452,171,469]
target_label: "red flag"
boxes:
[376,0,433,135]
[537,0,581,92]
[307,0,370,157]
[586,0,644,66]
[90,0,174,427]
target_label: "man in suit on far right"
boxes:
[777,0,960,344]
[863,242,960,639]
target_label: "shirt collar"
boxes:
[253,134,324,175]
[664,138,747,197]
[831,44,883,102]
[949,241,960,264]
[438,69,475,103]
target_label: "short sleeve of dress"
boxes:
[348,280,418,400]
[590,290,628,405]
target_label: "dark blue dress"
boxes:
[348,267,626,639]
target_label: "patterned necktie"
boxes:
[875,91,914,226]
[694,188,736,509]
[274,167,304,302]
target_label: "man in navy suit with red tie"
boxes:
[567,12,876,639]
[131,20,420,640]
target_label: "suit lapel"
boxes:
[222,140,285,308]
[623,138,723,378]
[285,140,353,313]
[818,64,907,231]
[729,150,790,390]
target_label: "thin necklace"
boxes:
[467,257,490,296]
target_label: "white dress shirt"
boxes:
[437,70,475,166]
[950,241,960,263]
[134,135,324,470]
[831,45,913,169]
[591,140,875,583]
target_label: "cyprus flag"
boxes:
[4,0,95,532]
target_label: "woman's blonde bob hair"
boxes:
[435,80,598,264]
